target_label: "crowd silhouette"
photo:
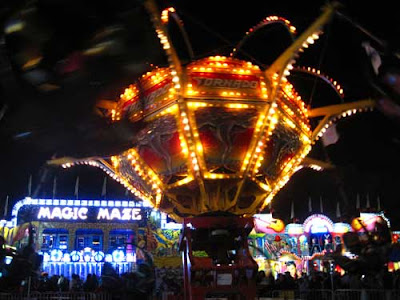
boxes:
[12,264,184,300]
[256,268,400,297]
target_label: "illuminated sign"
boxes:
[333,222,352,234]
[97,208,141,221]
[160,213,182,229]
[254,214,285,234]
[143,81,172,112]
[303,214,334,234]
[285,223,304,235]
[193,77,258,89]
[37,207,142,221]
[38,207,88,220]
[12,198,150,225]
[310,224,330,234]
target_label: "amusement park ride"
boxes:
[49,1,376,299]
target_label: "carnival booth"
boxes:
[391,231,400,271]
[0,197,182,278]
[252,214,286,254]
[332,222,352,249]
[351,212,390,233]
[303,214,334,255]
[285,223,306,257]
[250,214,286,273]
[295,214,352,256]
[251,213,354,275]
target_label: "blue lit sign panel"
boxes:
[15,198,151,225]
[37,206,142,221]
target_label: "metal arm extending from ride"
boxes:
[232,3,339,213]
[230,15,297,58]
[144,0,211,212]
[264,2,339,80]
[161,7,195,61]
[309,99,375,143]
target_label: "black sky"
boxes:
[1,0,400,227]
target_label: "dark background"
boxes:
[0,0,399,227]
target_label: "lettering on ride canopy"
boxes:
[143,82,172,110]
[193,77,258,89]
[36,207,142,221]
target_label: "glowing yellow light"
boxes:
[285,118,296,129]
[271,115,279,124]
[173,176,193,187]
[196,143,203,153]
[226,103,249,109]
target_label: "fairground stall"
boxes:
[391,231,400,271]
[0,197,182,279]
[350,212,391,233]
[251,213,353,276]
[350,212,400,271]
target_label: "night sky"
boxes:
[1,1,399,227]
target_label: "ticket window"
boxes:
[75,229,103,251]
[59,235,68,250]
[41,229,68,251]
[42,235,54,250]
[109,236,126,249]
[109,229,134,252]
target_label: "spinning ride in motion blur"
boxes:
[50,1,376,299]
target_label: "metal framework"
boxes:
[50,0,375,221]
